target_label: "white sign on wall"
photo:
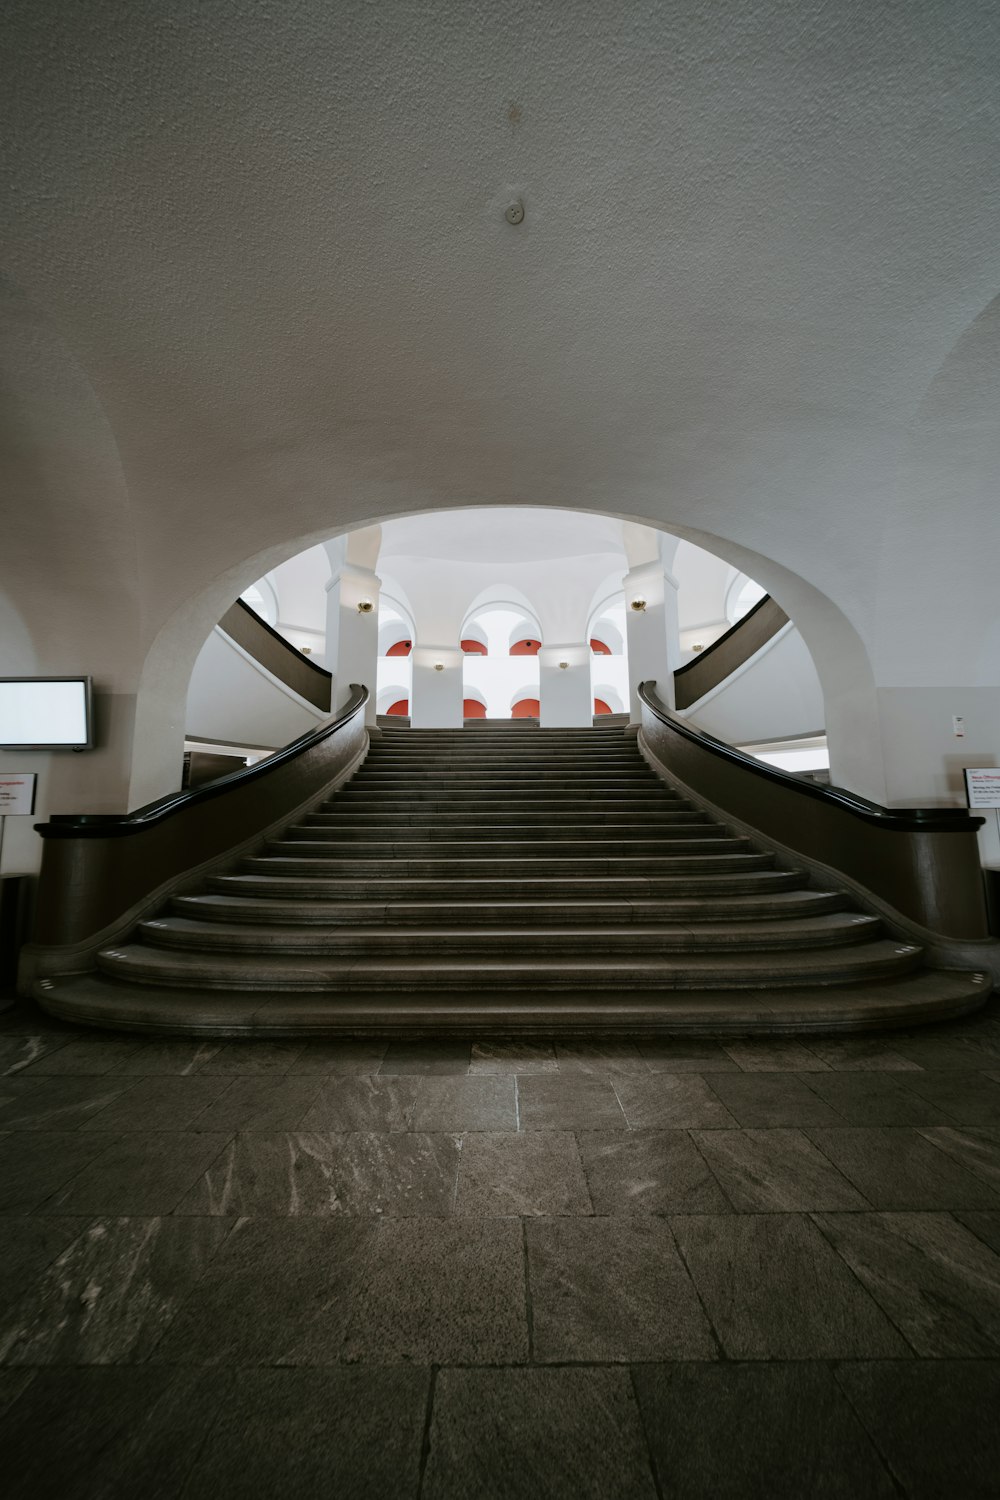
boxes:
[0,774,37,815]
[965,768,1000,809]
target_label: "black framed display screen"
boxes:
[0,677,94,750]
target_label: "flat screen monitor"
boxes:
[0,677,94,750]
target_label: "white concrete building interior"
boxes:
[3,2,1000,1496]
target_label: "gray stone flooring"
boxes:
[3,1000,1000,1496]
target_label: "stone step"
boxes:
[208,869,806,901]
[172,888,849,927]
[300,812,714,832]
[333,789,686,807]
[266,835,748,859]
[37,968,993,1037]
[239,851,775,878]
[139,911,884,956]
[97,937,924,992]
[289,821,723,843]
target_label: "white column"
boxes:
[539,643,592,727]
[324,564,381,725]
[623,561,681,723]
[411,645,464,728]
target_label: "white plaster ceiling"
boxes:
[3,0,1000,696]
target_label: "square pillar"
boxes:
[411,646,464,728]
[325,565,381,725]
[539,644,592,727]
[623,561,680,723]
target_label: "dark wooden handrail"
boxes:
[640,683,982,834]
[38,686,367,839]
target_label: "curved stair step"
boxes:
[96,938,925,992]
[139,911,883,955]
[34,968,993,1037]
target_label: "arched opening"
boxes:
[510,638,541,656]
[386,639,412,657]
[511,697,541,719]
[590,638,611,655]
[463,696,487,718]
[386,698,409,717]
[593,698,613,715]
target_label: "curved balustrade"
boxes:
[639,682,989,939]
[673,595,789,710]
[218,598,332,711]
[28,686,369,954]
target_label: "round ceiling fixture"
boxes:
[505,200,524,225]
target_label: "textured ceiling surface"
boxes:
[2,0,1000,667]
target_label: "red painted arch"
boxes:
[512,697,541,718]
[386,640,412,657]
[461,638,488,655]
[386,698,409,716]
[463,698,487,718]
[590,638,611,655]
[594,698,613,715]
[510,639,541,656]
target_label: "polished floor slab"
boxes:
[3,993,1000,1496]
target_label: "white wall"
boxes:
[185,627,324,749]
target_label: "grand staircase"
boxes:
[50,721,989,1034]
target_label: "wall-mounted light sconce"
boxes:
[691,642,704,652]
[558,661,569,670]
[630,598,647,612]
[434,662,445,672]
[300,646,312,655]
[357,599,374,614]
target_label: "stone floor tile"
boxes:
[671,1214,908,1359]
[554,1042,649,1075]
[613,1074,737,1129]
[814,1210,1000,1356]
[516,1074,627,1131]
[379,1041,472,1075]
[578,1129,729,1215]
[18,1037,145,1075]
[0,1036,69,1076]
[634,1362,897,1499]
[805,1127,1000,1210]
[184,1366,428,1500]
[705,1072,843,1127]
[454,1131,592,1216]
[803,1070,952,1125]
[177,1131,461,1216]
[152,1217,377,1365]
[342,1217,528,1364]
[722,1039,832,1071]
[299,1075,419,1132]
[0,1075,134,1131]
[898,1070,1000,1124]
[887,1035,996,1071]
[0,1216,231,1365]
[953,1211,1000,1255]
[0,1131,118,1213]
[110,1040,224,1075]
[409,1075,517,1131]
[470,1040,558,1073]
[0,1217,91,1311]
[918,1124,1000,1188]
[0,1366,228,1500]
[639,1039,740,1072]
[424,1366,657,1500]
[803,1037,924,1072]
[527,1216,716,1362]
[691,1129,869,1211]
[77,1075,231,1132]
[43,1132,231,1215]
[834,1360,1000,1498]
[285,1040,389,1074]
[0,1369,35,1421]
[195,1040,307,1074]
[191,1075,325,1131]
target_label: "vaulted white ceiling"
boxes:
[3,0,999,694]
